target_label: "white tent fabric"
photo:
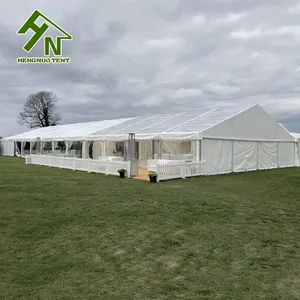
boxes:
[202,139,233,175]
[202,140,296,175]
[278,142,295,167]
[291,132,300,142]
[257,142,277,169]
[1,140,14,156]
[201,105,294,142]
[233,141,257,172]
[296,143,300,166]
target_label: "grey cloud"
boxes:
[172,0,296,17]
[1,0,300,137]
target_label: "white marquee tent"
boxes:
[1,104,299,175]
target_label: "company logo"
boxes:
[17,10,72,64]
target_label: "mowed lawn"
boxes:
[1,157,300,300]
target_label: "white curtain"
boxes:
[161,141,193,160]
[15,143,21,156]
[297,143,300,166]
[68,141,74,150]
[105,141,117,156]
[32,142,36,154]
[138,141,152,160]
[257,142,277,169]
[137,140,152,168]
[294,143,298,166]
[202,139,233,175]
[93,141,102,159]
[191,141,197,157]
[277,142,295,167]
[233,141,257,172]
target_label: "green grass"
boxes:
[1,157,300,299]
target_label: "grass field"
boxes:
[1,157,300,299]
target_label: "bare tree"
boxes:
[17,91,61,128]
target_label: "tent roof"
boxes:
[3,104,295,142]
[291,132,300,142]
[4,118,133,142]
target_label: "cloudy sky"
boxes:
[1,0,300,137]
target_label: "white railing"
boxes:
[147,159,185,172]
[98,156,124,162]
[155,153,195,160]
[156,161,207,182]
[25,155,131,177]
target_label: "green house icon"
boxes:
[17,10,72,56]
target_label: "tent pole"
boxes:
[231,140,234,172]
[158,139,162,159]
[66,141,69,155]
[196,139,200,162]
[82,141,87,159]
[294,142,296,166]
[256,142,259,170]
[277,142,279,168]
[102,140,106,157]
[151,139,154,159]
